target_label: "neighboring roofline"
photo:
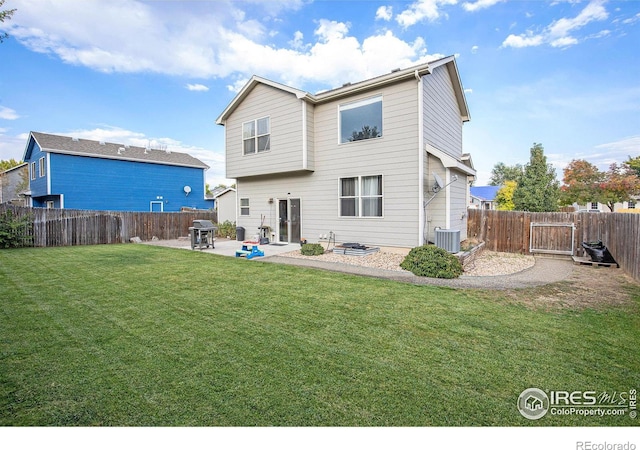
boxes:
[212,187,236,199]
[216,56,470,125]
[25,132,209,169]
[0,162,28,175]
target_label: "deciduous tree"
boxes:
[599,163,640,212]
[0,0,16,43]
[488,162,523,186]
[560,159,603,206]
[495,180,517,210]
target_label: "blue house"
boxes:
[23,132,214,212]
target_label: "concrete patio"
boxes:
[142,237,301,258]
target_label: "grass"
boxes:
[0,244,638,426]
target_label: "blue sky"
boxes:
[1,0,638,187]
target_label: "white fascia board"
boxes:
[425,144,476,176]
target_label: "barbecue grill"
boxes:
[189,219,217,250]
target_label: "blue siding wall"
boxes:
[25,141,49,198]
[48,153,212,212]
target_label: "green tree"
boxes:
[349,125,380,142]
[512,143,560,212]
[0,158,22,171]
[0,0,17,43]
[559,159,603,206]
[625,155,640,178]
[495,180,517,210]
[488,162,523,186]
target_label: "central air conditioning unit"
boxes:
[434,229,461,253]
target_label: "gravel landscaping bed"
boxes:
[279,248,535,277]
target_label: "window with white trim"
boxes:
[243,117,270,155]
[339,96,383,143]
[628,200,636,209]
[590,202,599,210]
[30,162,36,180]
[240,198,250,216]
[339,175,383,217]
[39,157,46,177]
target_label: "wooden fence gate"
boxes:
[529,222,575,255]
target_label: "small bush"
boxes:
[216,220,236,239]
[400,245,463,278]
[300,243,325,256]
[0,209,33,248]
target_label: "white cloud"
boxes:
[464,88,473,94]
[462,0,505,13]
[186,84,209,92]
[376,6,393,21]
[471,45,479,53]
[0,106,20,120]
[502,0,609,48]
[6,1,439,90]
[396,0,458,28]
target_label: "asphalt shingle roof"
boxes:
[30,132,209,169]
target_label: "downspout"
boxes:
[46,153,51,195]
[301,99,308,170]
[417,71,425,247]
[445,169,451,229]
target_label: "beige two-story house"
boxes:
[216,55,475,248]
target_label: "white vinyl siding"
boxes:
[422,65,463,160]
[226,84,310,178]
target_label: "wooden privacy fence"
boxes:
[467,209,640,282]
[0,204,217,247]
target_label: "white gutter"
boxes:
[301,99,308,170]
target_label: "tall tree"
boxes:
[488,162,523,186]
[513,143,560,212]
[0,0,17,43]
[560,159,603,206]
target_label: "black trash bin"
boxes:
[236,226,245,241]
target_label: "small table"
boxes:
[235,242,264,259]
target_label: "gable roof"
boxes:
[24,132,209,169]
[216,55,469,124]
[470,186,501,201]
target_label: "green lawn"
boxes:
[1,245,638,426]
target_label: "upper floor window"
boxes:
[30,162,36,180]
[243,117,270,155]
[339,96,383,144]
[39,157,46,177]
[339,175,383,217]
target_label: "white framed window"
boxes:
[39,157,46,177]
[30,162,36,180]
[240,198,250,216]
[243,117,270,155]
[339,95,383,144]
[628,200,636,209]
[46,201,54,209]
[339,175,383,217]
[590,202,599,210]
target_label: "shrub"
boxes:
[400,245,463,278]
[300,243,325,256]
[216,220,236,239]
[0,209,33,248]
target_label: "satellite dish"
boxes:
[183,185,192,196]
[432,172,444,192]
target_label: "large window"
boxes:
[339,96,383,143]
[243,117,270,155]
[339,175,383,217]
